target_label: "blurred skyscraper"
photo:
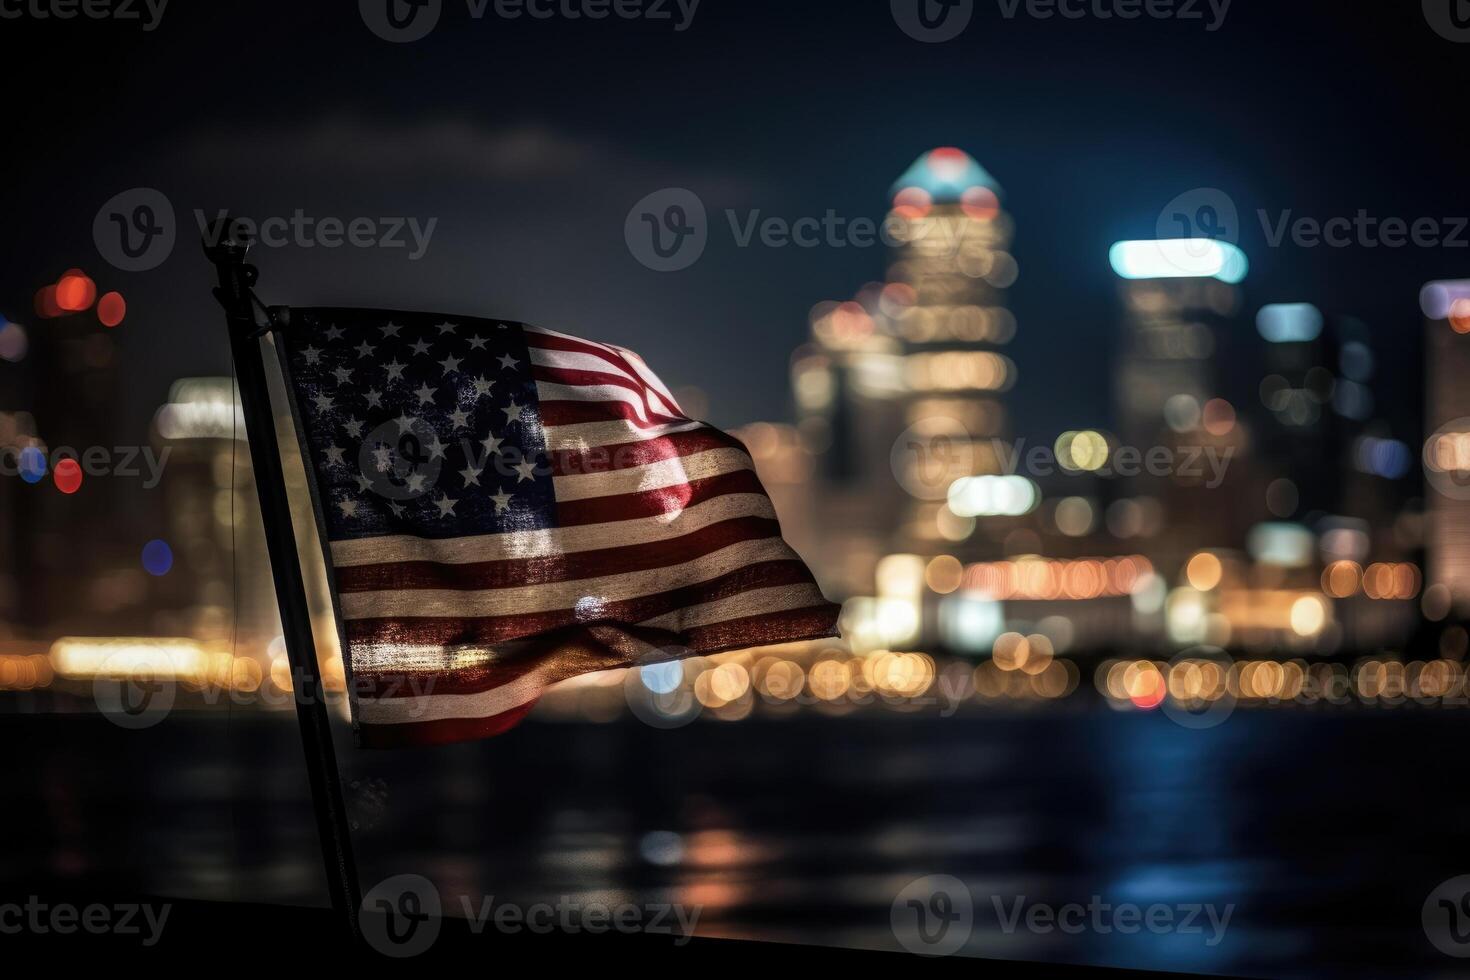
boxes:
[1422,280,1470,615]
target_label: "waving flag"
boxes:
[279,310,838,747]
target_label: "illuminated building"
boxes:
[789,148,1021,601]
[1110,239,1248,577]
[1422,280,1470,614]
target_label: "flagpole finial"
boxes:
[204,214,273,337]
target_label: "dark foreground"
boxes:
[2,704,1466,977]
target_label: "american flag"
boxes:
[280,309,839,747]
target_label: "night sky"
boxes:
[3,0,1466,451]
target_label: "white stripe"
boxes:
[528,346,643,387]
[339,536,795,619]
[530,349,682,418]
[330,491,776,567]
[551,447,752,502]
[535,381,673,425]
[543,417,703,452]
[358,669,546,725]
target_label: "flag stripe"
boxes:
[550,428,745,478]
[329,491,777,567]
[339,536,797,619]
[525,328,682,408]
[344,559,818,646]
[352,588,832,703]
[536,382,685,427]
[556,468,766,526]
[552,446,752,502]
[334,515,782,593]
[538,397,682,430]
[542,417,704,453]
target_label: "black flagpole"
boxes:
[204,218,362,939]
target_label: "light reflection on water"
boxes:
[1,707,1463,978]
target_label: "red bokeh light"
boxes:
[54,458,82,495]
[56,270,97,312]
[97,291,127,328]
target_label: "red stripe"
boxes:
[334,516,782,592]
[539,398,684,429]
[357,701,538,749]
[532,364,683,423]
[679,604,841,653]
[556,468,763,526]
[344,559,817,647]
[525,330,658,389]
[550,428,745,477]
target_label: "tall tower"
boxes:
[886,148,1018,556]
[788,148,1019,597]
[1109,239,1248,572]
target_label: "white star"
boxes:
[410,339,432,357]
[332,366,353,385]
[435,321,457,335]
[324,445,346,466]
[388,501,405,518]
[481,432,504,455]
[365,388,384,408]
[414,383,438,406]
[384,360,406,382]
[459,465,483,487]
[355,474,373,493]
[467,335,489,350]
[355,340,375,358]
[372,444,393,472]
[513,458,537,482]
[426,436,447,461]
[302,346,322,365]
[338,499,359,518]
[440,354,463,375]
[448,407,471,430]
[343,417,364,438]
[502,401,524,424]
[394,413,417,434]
[472,376,494,399]
[406,472,427,494]
[312,392,334,413]
[497,353,519,370]
[380,321,403,339]
[491,490,513,514]
[324,325,345,342]
[434,494,458,517]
